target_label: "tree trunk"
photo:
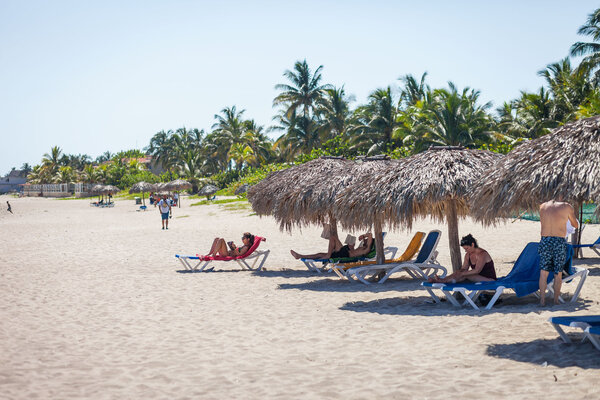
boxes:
[374,218,385,265]
[446,199,462,272]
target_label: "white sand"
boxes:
[1,195,599,399]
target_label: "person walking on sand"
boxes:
[157,195,171,230]
[7,201,12,214]
[538,199,579,306]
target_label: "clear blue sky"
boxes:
[1,0,597,174]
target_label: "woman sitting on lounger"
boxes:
[429,234,496,283]
[290,229,374,260]
[207,232,255,257]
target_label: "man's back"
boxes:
[539,200,577,237]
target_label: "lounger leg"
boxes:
[425,287,441,303]
[552,324,572,343]
[331,266,346,279]
[256,250,269,271]
[586,332,600,350]
[484,288,504,310]
[442,290,462,307]
[178,258,192,271]
[570,270,588,302]
[457,289,480,311]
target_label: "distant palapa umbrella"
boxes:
[129,181,153,206]
[235,183,249,195]
[198,184,219,200]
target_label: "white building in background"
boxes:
[0,170,27,193]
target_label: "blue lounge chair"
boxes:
[572,235,600,257]
[422,242,588,311]
[585,326,600,350]
[548,315,600,350]
[346,230,446,284]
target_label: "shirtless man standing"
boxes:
[538,200,578,306]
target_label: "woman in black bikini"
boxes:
[428,234,496,283]
[290,231,374,260]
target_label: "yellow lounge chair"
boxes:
[330,232,425,279]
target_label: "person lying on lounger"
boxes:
[428,234,496,283]
[290,229,374,260]
[207,232,255,257]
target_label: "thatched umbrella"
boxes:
[165,179,192,207]
[198,184,219,200]
[247,157,354,236]
[332,156,402,263]
[471,116,600,251]
[235,183,249,195]
[129,181,153,206]
[91,184,105,203]
[336,147,502,271]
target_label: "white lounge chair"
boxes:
[346,230,446,284]
[548,315,600,350]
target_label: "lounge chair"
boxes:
[585,326,600,350]
[346,230,445,284]
[329,231,425,279]
[175,237,270,272]
[548,315,600,350]
[422,242,588,311]
[300,233,396,274]
[572,235,600,257]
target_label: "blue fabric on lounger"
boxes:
[549,315,600,328]
[422,242,579,310]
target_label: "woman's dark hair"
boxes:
[243,232,255,245]
[460,234,478,248]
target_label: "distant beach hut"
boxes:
[129,181,153,206]
[247,157,353,236]
[333,155,402,263]
[471,116,600,253]
[198,184,219,200]
[337,147,501,271]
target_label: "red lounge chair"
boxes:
[175,237,269,272]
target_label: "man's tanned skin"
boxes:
[539,200,578,306]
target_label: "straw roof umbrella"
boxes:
[247,157,354,235]
[332,156,402,263]
[471,116,600,247]
[165,179,191,207]
[336,147,502,271]
[198,184,219,200]
[129,181,153,206]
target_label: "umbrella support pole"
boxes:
[374,218,385,265]
[446,200,462,272]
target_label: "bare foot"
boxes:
[290,250,300,259]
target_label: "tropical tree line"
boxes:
[20,7,600,191]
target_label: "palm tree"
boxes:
[42,146,63,176]
[570,8,600,80]
[273,60,330,121]
[399,72,430,108]
[409,83,494,150]
[177,150,204,192]
[211,106,247,169]
[348,87,400,154]
[316,86,353,142]
[273,112,321,160]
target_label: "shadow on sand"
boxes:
[486,338,600,369]
[339,295,593,317]
[277,277,424,293]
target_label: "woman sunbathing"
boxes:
[290,231,374,260]
[428,234,497,283]
[207,232,255,257]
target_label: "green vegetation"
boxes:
[19,7,600,195]
[190,198,246,206]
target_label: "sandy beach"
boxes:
[1,195,599,399]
